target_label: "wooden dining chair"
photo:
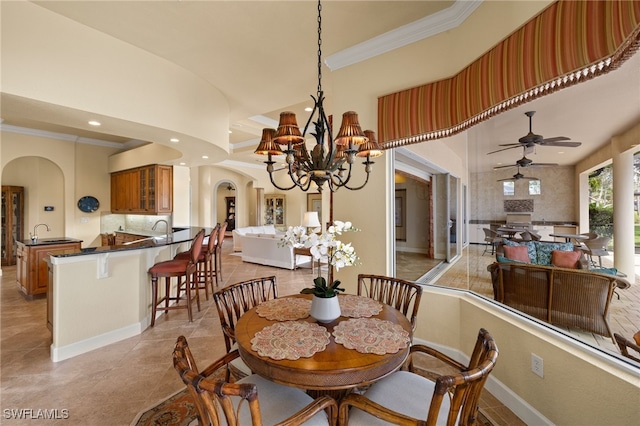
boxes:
[338,328,499,426]
[357,274,423,334]
[213,221,228,285]
[212,275,278,378]
[172,335,338,426]
[614,333,640,363]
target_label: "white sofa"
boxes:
[232,225,277,251]
[240,234,296,270]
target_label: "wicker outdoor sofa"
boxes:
[487,261,631,341]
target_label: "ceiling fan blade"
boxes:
[521,176,540,181]
[497,142,522,147]
[487,145,522,155]
[493,164,516,170]
[528,162,559,167]
[541,136,571,143]
[539,141,582,147]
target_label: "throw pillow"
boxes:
[551,250,581,269]
[503,239,537,263]
[503,245,531,263]
[534,241,573,265]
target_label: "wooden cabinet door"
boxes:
[110,165,172,214]
[16,243,28,293]
[155,165,173,213]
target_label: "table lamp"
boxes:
[302,211,321,234]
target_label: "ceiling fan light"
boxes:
[274,111,305,146]
[335,111,367,146]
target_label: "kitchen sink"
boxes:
[37,238,75,243]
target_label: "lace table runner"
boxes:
[250,321,330,360]
[332,318,410,355]
[339,294,383,318]
[255,298,311,321]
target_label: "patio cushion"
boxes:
[503,245,531,263]
[551,249,581,269]
[503,239,537,263]
[534,241,573,265]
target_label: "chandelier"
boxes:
[254,0,382,192]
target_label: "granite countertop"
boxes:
[469,220,578,226]
[49,227,212,258]
[19,237,84,247]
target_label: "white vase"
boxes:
[310,295,341,323]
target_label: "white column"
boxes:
[611,136,634,278]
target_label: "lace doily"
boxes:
[339,294,383,318]
[255,298,311,321]
[250,321,330,360]
[332,318,410,355]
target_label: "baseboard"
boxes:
[50,322,143,362]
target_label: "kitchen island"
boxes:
[46,227,211,362]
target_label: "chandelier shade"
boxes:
[335,111,367,146]
[253,0,381,192]
[274,112,305,146]
[254,128,283,156]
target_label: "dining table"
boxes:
[549,233,589,244]
[496,227,528,238]
[234,293,412,398]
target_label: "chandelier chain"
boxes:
[317,0,322,95]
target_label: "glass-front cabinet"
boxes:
[1,186,24,266]
[265,194,285,226]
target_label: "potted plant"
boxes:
[281,220,358,322]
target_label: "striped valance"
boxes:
[379,0,640,148]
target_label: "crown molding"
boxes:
[0,122,144,149]
[325,0,482,71]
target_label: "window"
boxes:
[503,181,514,196]
[529,180,541,195]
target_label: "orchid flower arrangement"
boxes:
[280,220,359,297]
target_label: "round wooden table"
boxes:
[235,294,412,393]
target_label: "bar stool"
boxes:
[174,225,219,300]
[213,222,228,285]
[148,229,205,327]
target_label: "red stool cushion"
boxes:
[149,258,190,275]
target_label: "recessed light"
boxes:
[557,151,565,154]
[170,138,180,143]
[304,107,313,112]
[179,162,186,166]
[202,155,209,159]
[88,120,101,126]
[228,130,232,134]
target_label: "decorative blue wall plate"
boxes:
[77,196,99,213]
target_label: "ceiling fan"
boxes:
[493,154,558,170]
[497,166,540,182]
[487,111,582,155]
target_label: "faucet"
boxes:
[32,223,50,241]
[152,219,170,241]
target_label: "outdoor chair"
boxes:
[172,335,338,426]
[482,228,502,255]
[583,236,611,268]
[338,328,499,426]
[212,275,278,378]
[357,274,423,335]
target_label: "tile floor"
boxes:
[1,240,636,425]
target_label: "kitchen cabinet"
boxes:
[534,225,554,241]
[114,232,148,245]
[265,194,285,226]
[1,186,24,266]
[16,240,82,298]
[110,164,173,214]
[470,223,489,244]
[225,197,236,231]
